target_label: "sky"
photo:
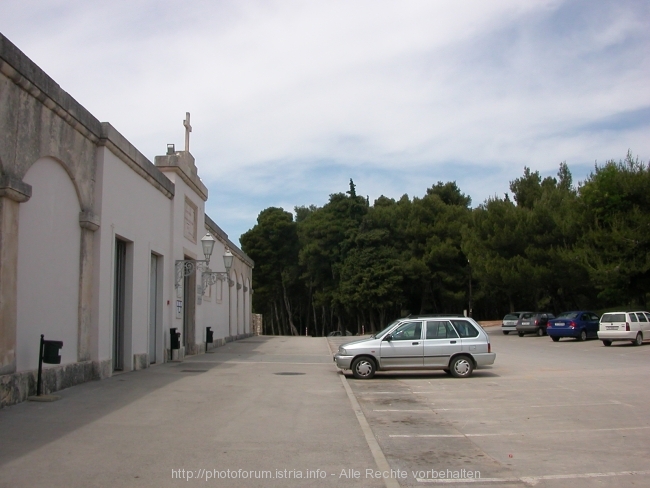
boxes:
[2,0,649,247]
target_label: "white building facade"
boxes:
[0,33,254,406]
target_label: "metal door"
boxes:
[182,257,196,351]
[113,239,126,371]
[149,254,158,363]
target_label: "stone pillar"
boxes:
[78,211,100,362]
[0,175,31,375]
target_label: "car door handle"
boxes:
[450,341,457,344]
[412,342,420,345]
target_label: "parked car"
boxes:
[516,312,555,336]
[333,316,495,379]
[501,312,532,335]
[547,311,600,342]
[598,311,650,346]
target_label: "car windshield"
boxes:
[556,312,579,319]
[371,320,403,339]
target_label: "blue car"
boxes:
[547,311,600,342]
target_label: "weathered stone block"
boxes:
[133,353,149,371]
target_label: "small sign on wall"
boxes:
[176,300,183,319]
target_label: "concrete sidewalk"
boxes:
[0,337,386,488]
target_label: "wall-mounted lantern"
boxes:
[175,233,234,297]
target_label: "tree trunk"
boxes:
[273,301,283,335]
[305,284,312,336]
[281,279,299,336]
[312,295,320,336]
[321,306,327,335]
[379,308,387,329]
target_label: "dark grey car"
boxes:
[516,312,555,336]
[501,312,532,335]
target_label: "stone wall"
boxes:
[0,361,96,406]
[252,314,263,335]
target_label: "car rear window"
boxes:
[557,312,579,319]
[521,313,534,319]
[504,314,519,320]
[601,313,626,322]
[451,320,479,338]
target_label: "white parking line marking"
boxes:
[412,387,566,394]
[430,408,482,411]
[340,375,401,488]
[416,469,650,485]
[391,426,650,438]
[528,400,627,408]
[373,409,433,412]
[399,400,631,411]
[399,434,465,438]
[361,391,406,394]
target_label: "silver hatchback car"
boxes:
[333,316,495,379]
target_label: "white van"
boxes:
[598,311,650,346]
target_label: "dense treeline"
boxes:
[240,152,650,336]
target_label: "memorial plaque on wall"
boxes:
[184,198,197,242]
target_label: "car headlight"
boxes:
[339,347,348,355]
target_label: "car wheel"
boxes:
[502,331,510,335]
[351,357,376,379]
[537,327,545,337]
[633,333,643,346]
[518,331,524,337]
[602,340,612,347]
[551,336,560,342]
[449,356,474,378]
[577,330,587,342]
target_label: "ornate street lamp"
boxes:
[202,249,234,294]
[175,233,234,297]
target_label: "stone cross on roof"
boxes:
[183,112,192,152]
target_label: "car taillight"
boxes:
[569,321,576,328]
[626,322,630,331]
[547,323,552,328]
[534,319,539,325]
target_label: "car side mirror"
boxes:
[383,334,392,342]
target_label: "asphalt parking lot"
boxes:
[336,327,650,487]
[0,328,648,487]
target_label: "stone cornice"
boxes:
[79,210,100,231]
[0,33,102,144]
[155,152,208,201]
[0,174,31,202]
[1,34,175,201]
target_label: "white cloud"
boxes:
[2,0,649,245]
